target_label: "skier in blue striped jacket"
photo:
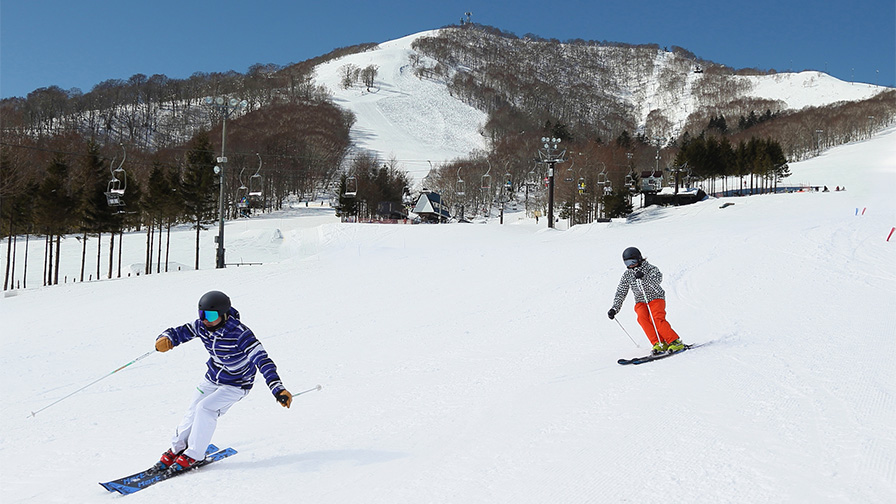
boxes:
[151,290,292,474]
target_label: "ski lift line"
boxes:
[0,141,478,174]
[2,141,551,183]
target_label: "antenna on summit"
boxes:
[461,11,472,25]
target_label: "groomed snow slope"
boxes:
[312,31,489,179]
[1,127,894,503]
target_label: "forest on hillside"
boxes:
[405,25,894,222]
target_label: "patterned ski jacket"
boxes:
[611,260,666,312]
[158,307,285,397]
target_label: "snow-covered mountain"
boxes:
[308,29,888,177]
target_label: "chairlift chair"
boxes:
[456,167,466,196]
[481,173,491,190]
[344,175,358,198]
[249,153,263,198]
[237,187,249,205]
[236,190,249,211]
[105,145,127,207]
[231,166,249,216]
[248,174,263,197]
[503,173,512,191]
[481,160,492,191]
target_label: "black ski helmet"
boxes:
[622,247,643,265]
[198,290,231,314]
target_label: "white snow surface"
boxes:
[312,31,489,179]
[2,120,895,502]
[743,70,886,111]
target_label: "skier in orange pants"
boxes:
[607,247,685,355]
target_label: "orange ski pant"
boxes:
[634,299,679,345]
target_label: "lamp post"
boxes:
[654,136,665,174]
[205,96,247,269]
[538,137,565,228]
[653,136,666,196]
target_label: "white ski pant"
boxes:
[171,379,248,460]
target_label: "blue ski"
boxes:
[100,445,236,495]
[100,444,219,492]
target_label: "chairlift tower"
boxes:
[537,137,566,228]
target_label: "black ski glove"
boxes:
[607,308,616,320]
[276,390,293,408]
[634,270,644,279]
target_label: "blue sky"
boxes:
[2,0,893,99]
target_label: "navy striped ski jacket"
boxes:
[159,307,285,397]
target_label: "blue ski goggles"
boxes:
[199,310,220,322]
[624,259,640,268]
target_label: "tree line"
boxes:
[674,135,789,194]
[1,98,354,290]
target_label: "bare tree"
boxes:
[339,64,359,89]
[360,65,379,91]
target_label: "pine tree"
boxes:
[77,142,114,280]
[603,188,634,218]
[180,132,217,270]
[35,155,76,285]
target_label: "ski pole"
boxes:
[613,318,641,348]
[29,350,155,418]
[279,384,322,406]
[294,384,322,396]
[637,277,663,349]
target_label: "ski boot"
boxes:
[651,341,667,355]
[149,448,182,474]
[666,339,686,353]
[167,453,199,473]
